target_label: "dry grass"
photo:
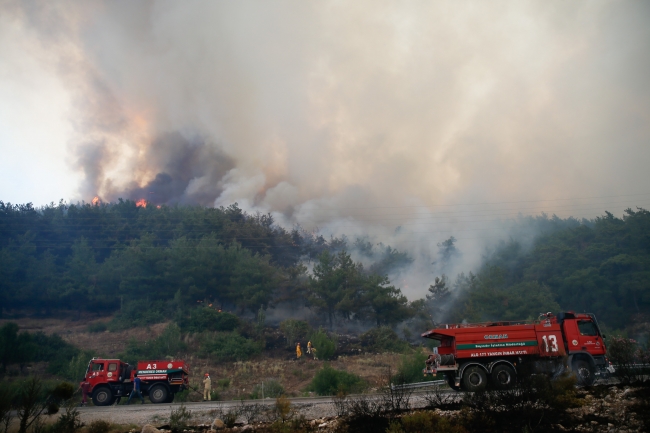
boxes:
[0,316,170,358]
[0,316,404,398]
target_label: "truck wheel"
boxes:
[573,360,595,386]
[149,384,169,404]
[446,374,461,391]
[462,366,488,392]
[92,387,113,406]
[491,364,516,390]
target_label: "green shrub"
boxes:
[309,328,337,360]
[0,382,14,430]
[50,382,75,402]
[223,410,238,428]
[217,378,231,389]
[393,351,437,384]
[87,322,107,333]
[107,300,167,331]
[607,336,650,383]
[61,352,94,382]
[39,334,83,378]
[199,332,261,361]
[279,319,312,347]
[46,405,84,433]
[169,404,192,433]
[179,308,240,333]
[360,327,410,353]
[46,401,60,415]
[174,389,190,402]
[119,323,186,364]
[308,364,365,396]
[87,420,111,433]
[0,324,84,378]
[251,379,285,399]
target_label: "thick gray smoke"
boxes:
[2,0,650,298]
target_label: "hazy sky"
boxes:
[1,1,649,276]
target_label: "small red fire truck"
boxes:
[422,311,612,391]
[81,358,190,406]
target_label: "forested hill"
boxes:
[1,199,649,334]
[447,208,650,332]
[0,200,414,327]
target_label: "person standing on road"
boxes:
[203,373,212,401]
[78,381,90,406]
[127,373,145,405]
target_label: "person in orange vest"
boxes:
[296,342,302,360]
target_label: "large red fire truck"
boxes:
[81,358,190,406]
[422,312,612,391]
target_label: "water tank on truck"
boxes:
[422,312,612,391]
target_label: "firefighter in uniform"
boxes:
[307,341,312,354]
[203,373,212,401]
[296,343,302,360]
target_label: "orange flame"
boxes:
[92,196,101,206]
[135,199,147,208]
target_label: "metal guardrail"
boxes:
[391,380,445,391]
[612,363,650,368]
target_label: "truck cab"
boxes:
[556,312,610,384]
[82,358,134,405]
[86,359,130,384]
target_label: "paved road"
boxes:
[74,389,455,426]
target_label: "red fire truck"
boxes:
[422,312,612,391]
[81,358,190,406]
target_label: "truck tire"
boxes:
[462,366,488,392]
[573,360,595,386]
[491,364,516,390]
[149,384,169,404]
[446,374,461,391]
[92,387,114,406]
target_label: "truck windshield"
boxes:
[578,320,598,336]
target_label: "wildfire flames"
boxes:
[135,199,147,208]
[92,196,101,206]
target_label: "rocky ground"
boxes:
[562,385,649,432]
